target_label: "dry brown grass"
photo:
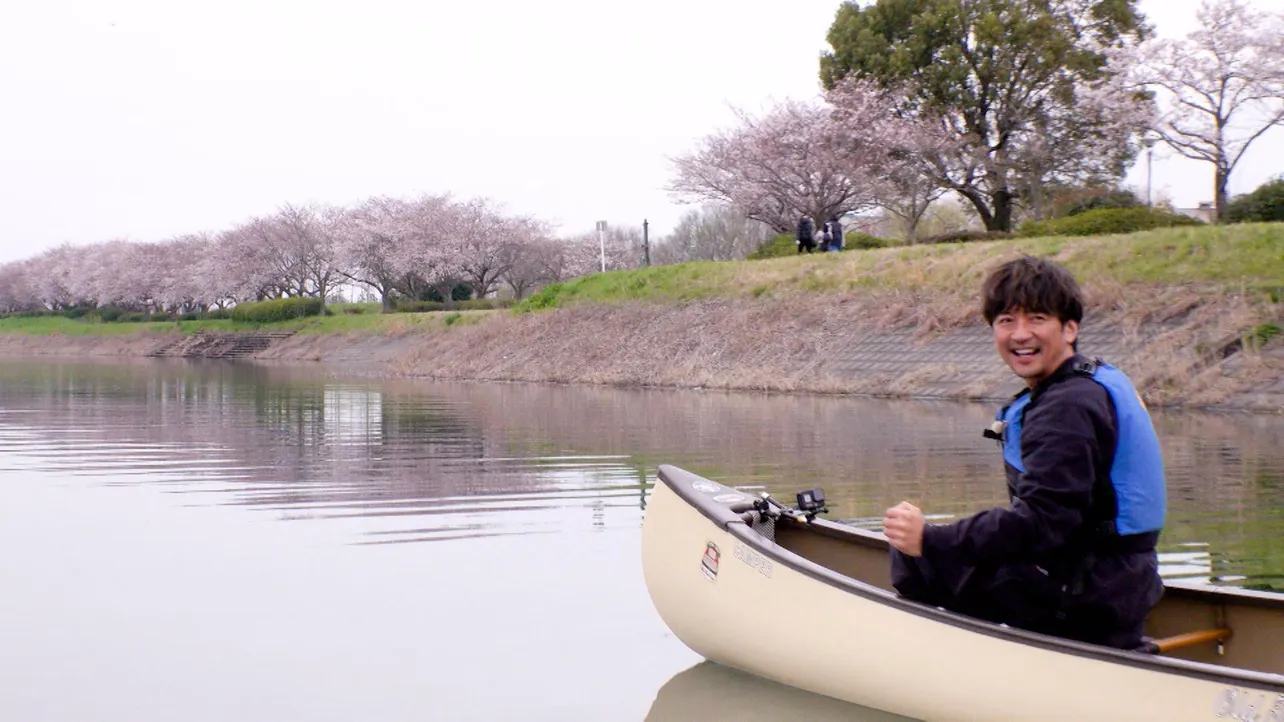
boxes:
[1107,291,1280,407]
[1,287,1277,410]
[388,285,1283,409]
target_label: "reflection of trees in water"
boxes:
[432,380,1284,502]
[415,381,1284,584]
[0,361,557,509]
[416,380,1011,519]
[1146,410,1284,585]
[0,360,1280,582]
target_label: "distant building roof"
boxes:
[1174,202,1216,223]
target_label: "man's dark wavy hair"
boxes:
[981,255,1084,326]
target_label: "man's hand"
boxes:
[883,501,926,557]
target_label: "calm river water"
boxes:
[1,359,1281,721]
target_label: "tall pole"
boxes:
[643,219,650,267]
[596,220,607,272]
[1146,146,1154,207]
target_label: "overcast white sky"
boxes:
[1,0,1280,265]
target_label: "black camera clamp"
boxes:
[749,487,829,524]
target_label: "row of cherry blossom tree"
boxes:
[668,0,1284,235]
[0,192,777,315]
[0,196,609,314]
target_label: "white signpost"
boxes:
[596,220,607,272]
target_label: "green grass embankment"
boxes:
[0,304,495,336]
[516,223,1284,311]
[1,224,1280,339]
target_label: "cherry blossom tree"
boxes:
[143,235,216,312]
[1126,0,1284,220]
[560,224,650,273]
[392,194,467,305]
[335,195,424,311]
[501,239,555,299]
[207,222,285,302]
[667,99,877,232]
[222,203,344,300]
[57,241,114,309]
[452,198,523,299]
[24,244,82,310]
[565,238,606,278]
[654,204,776,263]
[3,239,181,314]
[174,234,220,311]
[96,241,160,311]
[335,194,533,309]
[498,247,539,300]
[871,174,947,243]
[825,67,1151,233]
[0,260,38,313]
[826,78,954,242]
[95,239,198,313]
[1010,68,1157,221]
[273,202,344,300]
[497,221,564,299]
[607,225,651,271]
[499,233,600,297]
[192,231,247,309]
[246,217,301,298]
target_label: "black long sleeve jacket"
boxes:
[922,356,1119,570]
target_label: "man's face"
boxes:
[992,308,1078,387]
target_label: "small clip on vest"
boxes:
[983,420,1006,441]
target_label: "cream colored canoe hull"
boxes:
[641,465,1284,722]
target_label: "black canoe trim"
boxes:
[656,464,1284,692]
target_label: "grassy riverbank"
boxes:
[0,225,1280,410]
[1,224,1279,339]
[0,304,494,336]
[515,223,1284,312]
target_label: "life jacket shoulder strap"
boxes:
[983,387,1030,441]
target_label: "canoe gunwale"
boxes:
[801,515,1284,611]
[655,463,1284,692]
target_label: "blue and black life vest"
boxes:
[987,358,1166,538]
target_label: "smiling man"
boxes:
[881,255,1168,650]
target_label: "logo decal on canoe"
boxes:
[734,541,773,578]
[700,542,720,582]
[1215,688,1284,721]
[713,493,746,504]
[692,481,722,493]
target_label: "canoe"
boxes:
[640,464,1284,722]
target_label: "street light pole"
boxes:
[1147,146,1154,207]
[643,219,650,267]
[1143,132,1158,208]
[596,220,607,272]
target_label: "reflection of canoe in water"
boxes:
[645,660,914,721]
[641,465,1284,722]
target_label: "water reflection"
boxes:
[0,360,651,548]
[645,662,915,721]
[0,358,1280,587]
[0,358,1282,721]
